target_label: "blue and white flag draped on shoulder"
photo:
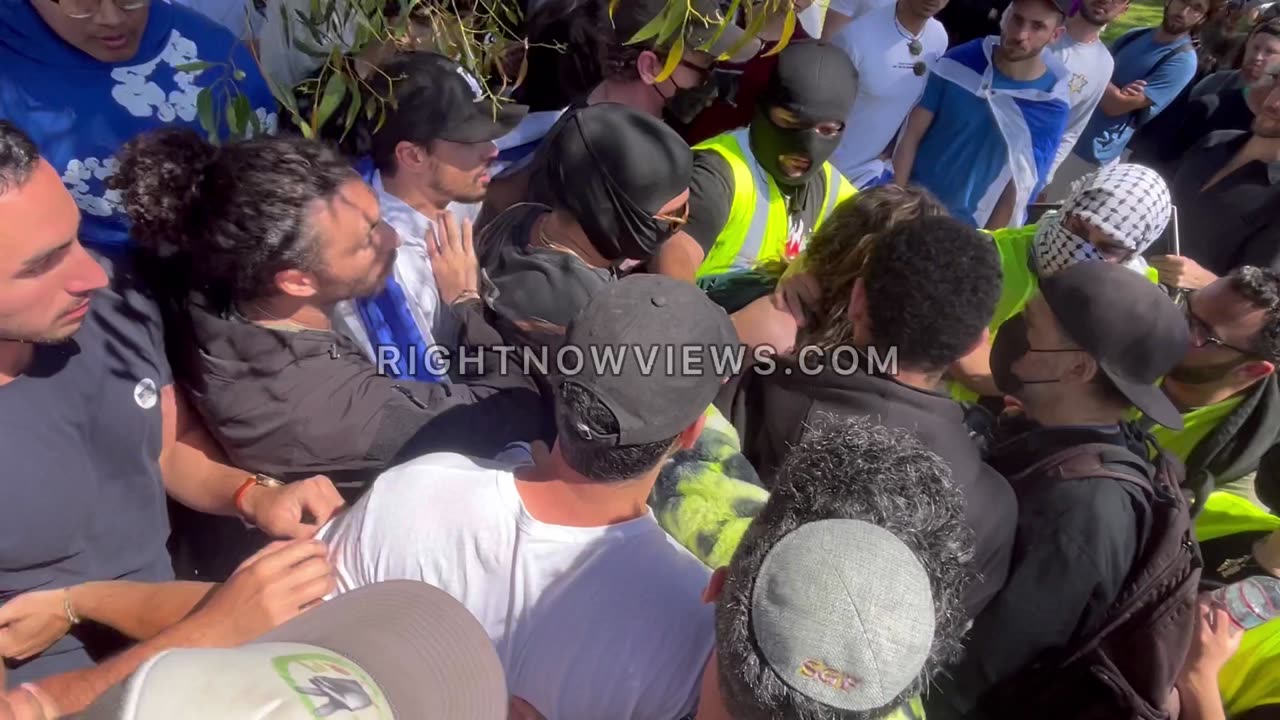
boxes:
[332,159,477,383]
[930,36,1071,227]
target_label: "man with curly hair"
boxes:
[720,214,1016,618]
[691,417,974,720]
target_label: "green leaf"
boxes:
[292,36,332,58]
[295,115,316,139]
[698,0,742,53]
[259,68,299,115]
[722,5,768,61]
[196,89,217,141]
[233,68,246,81]
[365,95,379,121]
[654,33,684,83]
[626,4,668,44]
[341,89,363,139]
[314,71,348,130]
[234,93,254,136]
[657,1,686,45]
[225,98,241,138]
[279,2,293,47]
[761,9,795,57]
[174,60,215,73]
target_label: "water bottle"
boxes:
[1208,576,1280,630]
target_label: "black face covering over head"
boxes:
[544,103,694,262]
[751,41,858,187]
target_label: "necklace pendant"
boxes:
[908,39,923,56]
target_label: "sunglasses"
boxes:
[56,0,147,19]
[907,39,928,77]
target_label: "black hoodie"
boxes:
[718,352,1018,618]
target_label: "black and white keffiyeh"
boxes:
[1032,163,1171,276]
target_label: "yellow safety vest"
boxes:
[1195,492,1280,717]
[693,128,856,278]
[949,225,1160,404]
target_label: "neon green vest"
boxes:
[692,128,856,278]
[948,226,1161,404]
[1194,493,1280,716]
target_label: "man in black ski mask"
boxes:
[476,102,692,360]
[653,41,860,284]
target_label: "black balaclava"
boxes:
[750,41,858,187]
[544,103,693,262]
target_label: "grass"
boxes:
[1102,0,1167,42]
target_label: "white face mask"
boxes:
[1032,164,1172,276]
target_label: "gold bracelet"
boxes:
[63,588,80,626]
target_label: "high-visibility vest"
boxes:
[1195,492,1280,717]
[692,128,856,278]
[948,225,1160,404]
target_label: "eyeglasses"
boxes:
[1184,296,1255,355]
[56,0,148,20]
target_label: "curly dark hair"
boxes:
[555,381,681,482]
[862,215,1002,372]
[0,120,39,196]
[515,0,616,110]
[1229,265,1280,362]
[760,184,949,351]
[714,416,974,719]
[110,128,354,306]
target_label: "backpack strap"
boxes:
[1008,443,1156,497]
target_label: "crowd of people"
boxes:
[2,0,1280,717]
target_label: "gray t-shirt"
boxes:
[1,256,174,686]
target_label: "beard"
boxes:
[1166,357,1248,385]
[998,42,1041,62]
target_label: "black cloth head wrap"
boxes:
[544,103,693,262]
[751,41,859,186]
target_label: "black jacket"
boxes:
[172,295,547,480]
[926,420,1149,720]
[718,353,1018,618]
[1185,375,1280,513]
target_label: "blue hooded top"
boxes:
[0,0,277,251]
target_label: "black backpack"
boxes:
[981,439,1203,720]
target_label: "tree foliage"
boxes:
[192,0,802,143]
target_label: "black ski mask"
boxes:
[543,103,693,262]
[751,41,858,187]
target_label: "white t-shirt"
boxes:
[1047,34,1115,182]
[319,453,715,720]
[828,0,896,22]
[830,4,948,187]
[330,172,479,369]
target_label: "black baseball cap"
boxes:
[1039,261,1190,429]
[559,275,741,446]
[611,0,761,64]
[378,52,528,145]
